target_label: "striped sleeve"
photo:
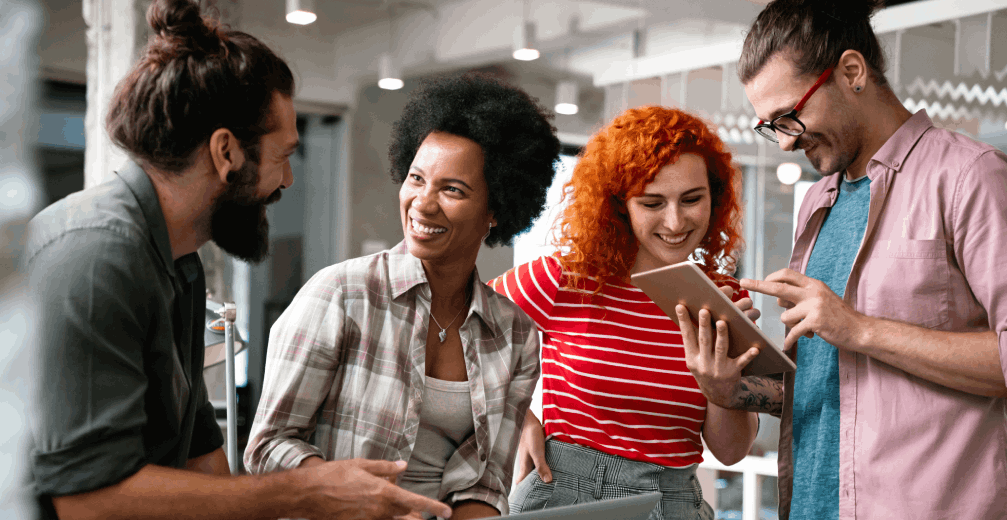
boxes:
[488,255,562,330]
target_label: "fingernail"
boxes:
[543,475,552,483]
[395,460,408,469]
[442,509,452,519]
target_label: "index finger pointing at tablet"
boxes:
[739,278,802,302]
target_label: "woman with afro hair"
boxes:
[245,72,560,520]
[491,106,761,519]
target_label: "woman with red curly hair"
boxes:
[490,106,761,519]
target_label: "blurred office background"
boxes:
[14,0,1007,518]
[2,0,44,518]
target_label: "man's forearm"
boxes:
[855,317,1006,397]
[728,376,784,417]
[52,464,304,520]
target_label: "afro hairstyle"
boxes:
[388,72,561,247]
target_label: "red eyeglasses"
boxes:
[754,67,834,143]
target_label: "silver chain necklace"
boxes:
[430,302,467,343]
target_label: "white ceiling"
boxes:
[252,0,765,36]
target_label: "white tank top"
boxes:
[398,376,475,501]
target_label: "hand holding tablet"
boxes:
[630,262,796,377]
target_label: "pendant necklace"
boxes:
[430,302,467,343]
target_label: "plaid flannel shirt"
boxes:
[244,241,540,514]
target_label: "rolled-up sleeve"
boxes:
[27,231,154,496]
[447,316,541,514]
[952,149,1007,387]
[243,271,344,474]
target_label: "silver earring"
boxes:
[855,86,862,92]
[482,222,494,241]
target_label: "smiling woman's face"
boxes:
[627,153,712,274]
[399,131,495,268]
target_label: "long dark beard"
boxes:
[209,161,281,263]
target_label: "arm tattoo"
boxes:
[729,375,784,417]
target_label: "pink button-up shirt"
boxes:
[779,111,1007,520]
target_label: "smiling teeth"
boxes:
[658,233,688,245]
[413,219,447,235]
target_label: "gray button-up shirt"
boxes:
[24,161,223,517]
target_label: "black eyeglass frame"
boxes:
[754,67,834,143]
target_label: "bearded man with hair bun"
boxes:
[684,0,1007,518]
[23,1,451,519]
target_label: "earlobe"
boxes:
[838,49,868,95]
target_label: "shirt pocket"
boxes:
[864,239,951,329]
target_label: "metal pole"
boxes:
[222,302,238,475]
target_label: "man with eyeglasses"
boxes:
[678,1,1007,519]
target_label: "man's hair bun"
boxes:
[146,0,222,54]
[107,0,294,173]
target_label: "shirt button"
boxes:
[480,453,487,462]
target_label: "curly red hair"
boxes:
[555,106,744,286]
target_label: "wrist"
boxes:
[715,379,745,409]
[263,467,312,518]
[848,313,876,353]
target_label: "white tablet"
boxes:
[630,261,796,376]
[506,492,661,520]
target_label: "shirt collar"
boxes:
[386,240,501,336]
[115,160,196,281]
[868,109,933,175]
[388,241,428,298]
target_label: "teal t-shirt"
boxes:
[790,175,871,520]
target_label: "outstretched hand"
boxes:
[298,458,452,520]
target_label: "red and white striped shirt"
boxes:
[489,255,747,468]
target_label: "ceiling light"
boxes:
[777,162,802,185]
[555,81,579,115]
[513,21,539,61]
[378,53,404,90]
[286,0,317,25]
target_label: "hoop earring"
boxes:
[482,222,494,241]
